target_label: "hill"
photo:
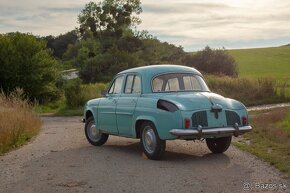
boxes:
[228,45,290,81]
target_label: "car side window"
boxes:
[132,76,141,93]
[125,75,134,93]
[108,76,124,94]
[124,75,141,94]
[108,81,115,94]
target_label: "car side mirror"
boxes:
[101,90,107,96]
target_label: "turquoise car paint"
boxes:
[133,96,183,139]
[85,98,101,121]
[116,93,140,136]
[83,64,252,140]
[98,97,118,134]
[157,92,245,111]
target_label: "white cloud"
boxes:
[139,0,290,50]
[0,0,89,35]
[0,0,290,50]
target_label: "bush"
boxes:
[64,78,107,107]
[0,32,61,103]
[206,75,289,106]
[0,88,41,154]
[64,79,83,107]
[191,46,238,77]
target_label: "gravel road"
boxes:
[0,116,289,193]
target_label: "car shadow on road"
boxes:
[93,141,231,164]
[165,150,230,163]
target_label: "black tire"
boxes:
[206,136,232,154]
[140,122,166,160]
[85,116,108,146]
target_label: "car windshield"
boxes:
[152,73,210,92]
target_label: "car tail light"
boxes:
[242,116,247,125]
[184,118,191,129]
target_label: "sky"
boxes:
[0,0,290,51]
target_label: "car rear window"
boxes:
[152,73,209,92]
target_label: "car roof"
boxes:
[118,64,202,77]
[116,64,203,94]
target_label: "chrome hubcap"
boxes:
[142,126,157,154]
[87,121,101,142]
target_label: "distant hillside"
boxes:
[227,46,290,80]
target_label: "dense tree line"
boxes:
[44,30,78,59]
[43,0,238,83]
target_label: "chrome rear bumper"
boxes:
[170,125,252,139]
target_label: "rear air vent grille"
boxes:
[225,110,241,126]
[192,111,208,127]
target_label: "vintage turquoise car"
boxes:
[83,65,252,160]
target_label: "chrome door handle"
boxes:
[113,99,117,104]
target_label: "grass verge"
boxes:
[36,100,83,116]
[234,107,290,177]
[0,89,41,155]
[55,106,83,116]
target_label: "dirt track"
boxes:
[0,116,289,193]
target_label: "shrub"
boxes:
[64,79,83,107]
[190,46,238,77]
[64,78,107,107]
[0,32,61,103]
[0,88,41,154]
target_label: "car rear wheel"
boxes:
[206,136,232,154]
[140,122,166,160]
[85,116,108,146]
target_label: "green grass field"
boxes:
[228,45,290,81]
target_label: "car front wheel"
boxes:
[85,117,108,146]
[140,122,166,160]
[206,136,232,154]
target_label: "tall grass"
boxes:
[0,89,41,154]
[206,75,289,106]
[251,108,290,145]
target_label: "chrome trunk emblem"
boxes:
[211,104,223,119]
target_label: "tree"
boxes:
[191,46,238,77]
[78,0,142,42]
[138,36,185,66]
[63,0,190,83]
[62,0,144,82]
[44,30,78,59]
[0,32,60,103]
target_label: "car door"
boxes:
[98,75,124,134]
[116,74,141,136]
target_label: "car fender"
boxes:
[84,98,102,124]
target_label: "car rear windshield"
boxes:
[152,73,210,92]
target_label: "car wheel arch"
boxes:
[85,110,94,121]
[135,118,157,139]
